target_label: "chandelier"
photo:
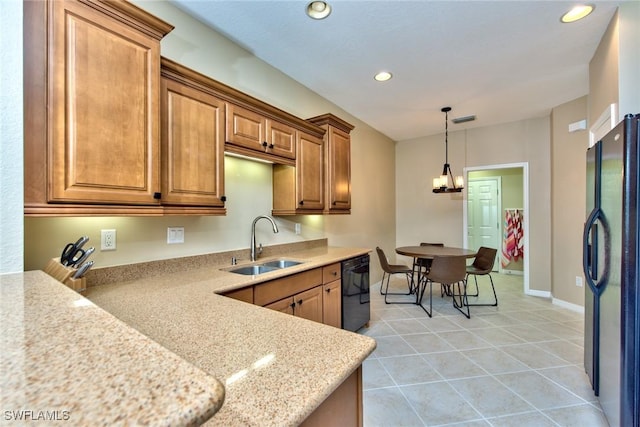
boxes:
[433,106,464,193]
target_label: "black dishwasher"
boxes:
[341,254,370,332]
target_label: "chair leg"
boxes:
[417,278,433,318]
[383,273,417,305]
[465,273,480,297]
[451,279,470,319]
[466,274,498,307]
[380,272,412,297]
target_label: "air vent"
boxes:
[452,115,476,124]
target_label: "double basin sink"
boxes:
[225,259,303,276]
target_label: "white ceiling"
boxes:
[170,0,620,141]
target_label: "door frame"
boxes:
[463,162,530,295]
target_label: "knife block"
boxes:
[43,258,87,293]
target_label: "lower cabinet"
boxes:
[322,280,342,328]
[265,286,323,323]
[301,366,362,427]
[226,264,342,327]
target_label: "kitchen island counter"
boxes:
[1,271,225,426]
[86,245,376,426]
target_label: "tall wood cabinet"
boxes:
[24,0,174,215]
[160,59,226,211]
[307,114,355,214]
[272,131,325,214]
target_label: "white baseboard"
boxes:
[526,289,551,298]
[500,269,524,276]
[552,297,584,314]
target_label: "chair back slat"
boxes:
[376,247,392,273]
[427,256,467,284]
[472,247,498,273]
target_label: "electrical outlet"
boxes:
[295,223,301,235]
[576,276,583,287]
[101,229,117,251]
[167,227,184,244]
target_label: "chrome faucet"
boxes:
[250,215,279,261]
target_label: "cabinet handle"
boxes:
[269,143,274,149]
[326,288,331,293]
[153,192,162,200]
[332,271,338,276]
[299,201,304,205]
[290,302,296,309]
[297,299,303,305]
[332,201,337,205]
[262,141,268,148]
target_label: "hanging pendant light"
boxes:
[433,106,464,193]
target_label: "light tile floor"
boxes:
[359,272,610,427]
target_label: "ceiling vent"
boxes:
[452,115,476,124]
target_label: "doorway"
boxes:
[467,177,501,271]
[463,163,530,294]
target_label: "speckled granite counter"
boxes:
[1,271,224,426]
[85,246,376,426]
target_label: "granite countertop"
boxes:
[0,271,225,426]
[86,246,376,426]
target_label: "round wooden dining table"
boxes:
[395,246,477,259]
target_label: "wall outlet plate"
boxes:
[167,227,184,244]
[101,229,116,251]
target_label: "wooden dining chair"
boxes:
[465,246,498,307]
[375,247,415,304]
[412,242,444,282]
[418,255,468,318]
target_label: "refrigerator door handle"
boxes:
[583,207,610,296]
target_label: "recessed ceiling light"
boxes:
[561,4,594,23]
[306,1,331,20]
[374,71,393,82]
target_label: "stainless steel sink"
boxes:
[225,259,304,275]
[227,265,280,275]
[261,259,303,269]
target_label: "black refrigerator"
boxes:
[583,113,640,427]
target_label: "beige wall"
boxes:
[589,11,619,125]
[23,1,396,283]
[396,117,552,293]
[551,96,588,306]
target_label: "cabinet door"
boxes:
[323,280,342,328]
[265,297,295,316]
[297,132,324,210]
[161,78,225,207]
[267,119,296,159]
[327,127,351,211]
[294,286,323,323]
[225,103,266,151]
[49,0,161,204]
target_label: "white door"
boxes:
[467,178,500,270]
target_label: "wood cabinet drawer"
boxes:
[322,263,341,283]
[254,268,322,306]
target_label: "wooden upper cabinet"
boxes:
[267,120,296,160]
[48,0,170,204]
[327,127,352,211]
[297,132,325,210]
[24,0,174,215]
[272,131,324,214]
[226,103,296,162]
[161,59,225,208]
[307,114,355,214]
